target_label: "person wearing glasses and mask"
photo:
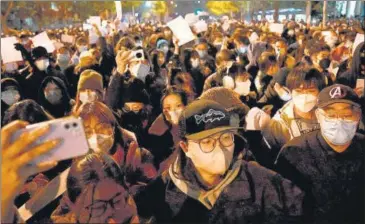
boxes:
[51,153,139,223]
[134,99,305,223]
[275,84,364,224]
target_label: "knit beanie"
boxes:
[77,69,103,94]
[122,79,150,104]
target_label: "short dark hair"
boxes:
[235,35,250,46]
[161,87,188,109]
[286,66,326,91]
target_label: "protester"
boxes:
[134,99,305,223]
[262,66,326,166]
[275,84,364,224]
[1,12,364,224]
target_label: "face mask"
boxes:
[288,29,295,36]
[79,91,98,103]
[35,59,50,71]
[319,115,358,146]
[319,58,331,70]
[185,137,234,175]
[325,36,338,48]
[234,80,251,96]
[191,59,199,68]
[222,76,235,89]
[161,46,169,54]
[88,134,114,153]
[77,45,88,53]
[237,46,248,54]
[136,41,143,47]
[4,62,18,73]
[45,89,62,105]
[1,90,20,106]
[275,47,281,57]
[214,42,222,51]
[57,54,70,64]
[197,50,207,58]
[130,63,150,82]
[166,108,183,125]
[292,93,317,113]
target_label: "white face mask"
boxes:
[318,113,358,146]
[234,80,251,96]
[288,29,295,36]
[88,134,114,153]
[79,91,98,103]
[77,45,88,53]
[185,137,234,175]
[45,89,62,105]
[2,89,20,106]
[292,93,317,113]
[35,59,50,71]
[222,76,235,90]
[130,63,150,82]
[161,46,169,54]
[166,109,183,125]
[191,59,199,68]
[197,50,207,58]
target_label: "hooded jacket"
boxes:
[134,156,305,223]
[38,76,73,118]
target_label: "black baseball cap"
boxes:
[317,84,361,108]
[179,99,241,141]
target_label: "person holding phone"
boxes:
[1,120,60,223]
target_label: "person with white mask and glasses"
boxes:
[275,84,364,224]
[134,99,305,223]
[262,65,326,167]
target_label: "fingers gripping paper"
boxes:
[18,168,70,222]
[1,37,23,63]
[167,16,195,46]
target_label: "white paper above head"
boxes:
[194,20,208,33]
[61,34,75,44]
[31,31,55,53]
[222,22,230,32]
[269,23,284,35]
[89,16,101,27]
[53,41,64,50]
[321,31,332,37]
[83,23,92,31]
[1,37,23,63]
[89,29,99,44]
[185,13,199,26]
[167,16,195,46]
[352,33,364,54]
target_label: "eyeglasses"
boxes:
[318,109,361,123]
[84,123,114,137]
[85,192,125,219]
[190,132,234,153]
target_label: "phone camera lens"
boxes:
[65,124,70,129]
[73,123,78,128]
[136,53,142,58]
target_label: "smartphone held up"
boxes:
[11,117,90,164]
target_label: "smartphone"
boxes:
[132,49,144,61]
[356,79,364,90]
[11,117,90,164]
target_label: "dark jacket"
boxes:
[98,36,116,86]
[275,131,365,224]
[134,159,305,223]
[38,76,73,118]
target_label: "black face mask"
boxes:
[121,109,148,131]
[319,58,331,70]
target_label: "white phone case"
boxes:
[12,117,90,164]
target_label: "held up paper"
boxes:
[269,23,284,35]
[167,16,195,46]
[1,37,23,63]
[352,33,364,54]
[89,16,101,27]
[194,20,208,33]
[31,32,55,53]
[61,34,75,44]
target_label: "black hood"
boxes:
[38,76,72,118]
[2,99,53,126]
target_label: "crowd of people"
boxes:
[1,15,364,224]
